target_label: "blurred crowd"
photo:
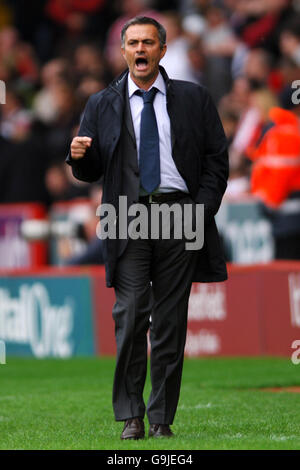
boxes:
[0,0,300,259]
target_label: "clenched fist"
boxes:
[70,136,92,160]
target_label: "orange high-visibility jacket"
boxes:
[250,107,300,208]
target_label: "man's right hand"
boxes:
[70,136,92,160]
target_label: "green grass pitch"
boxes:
[0,357,300,450]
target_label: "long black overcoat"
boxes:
[67,66,229,287]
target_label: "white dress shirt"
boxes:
[127,72,188,194]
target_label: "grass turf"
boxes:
[0,357,300,450]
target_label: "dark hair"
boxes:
[121,16,166,49]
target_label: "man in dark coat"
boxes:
[67,16,228,439]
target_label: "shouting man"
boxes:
[67,16,228,439]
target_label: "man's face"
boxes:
[121,24,166,88]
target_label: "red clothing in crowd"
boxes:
[250,107,300,207]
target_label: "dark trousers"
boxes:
[112,198,198,424]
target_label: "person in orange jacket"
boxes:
[249,106,300,259]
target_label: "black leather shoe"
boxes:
[121,418,145,440]
[149,424,174,438]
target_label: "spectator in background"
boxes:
[218,107,250,200]
[43,80,81,163]
[45,160,90,204]
[0,124,51,205]
[243,48,274,89]
[73,43,110,84]
[105,0,162,75]
[280,16,300,67]
[277,54,300,107]
[201,4,237,103]
[223,44,281,171]
[0,86,33,140]
[223,86,279,200]
[43,0,108,58]
[278,17,300,109]
[45,0,106,31]
[75,75,107,111]
[232,0,295,58]
[219,75,252,116]
[222,78,258,171]
[62,184,105,265]
[33,58,73,125]
[159,11,199,82]
[249,105,300,259]
[179,0,211,17]
[186,36,205,83]
[0,26,39,86]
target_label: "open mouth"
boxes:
[135,57,149,71]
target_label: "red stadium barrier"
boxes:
[186,261,300,357]
[91,267,116,355]
[186,273,263,356]
[1,261,300,357]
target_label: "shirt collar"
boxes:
[128,71,166,98]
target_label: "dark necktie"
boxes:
[138,87,160,194]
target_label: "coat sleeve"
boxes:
[66,94,103,182]
[195,89,229,223]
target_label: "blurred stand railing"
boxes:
[0,200,93,269]
[0,198,275,269]
[1,200,299,360]
[216,197,274,264]
[0,203,48,268]
[0,263,299,358]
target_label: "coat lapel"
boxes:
[160,66,176,152]
[124,84,136,144]
[107,69,136,145]
[106,67,178,165]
